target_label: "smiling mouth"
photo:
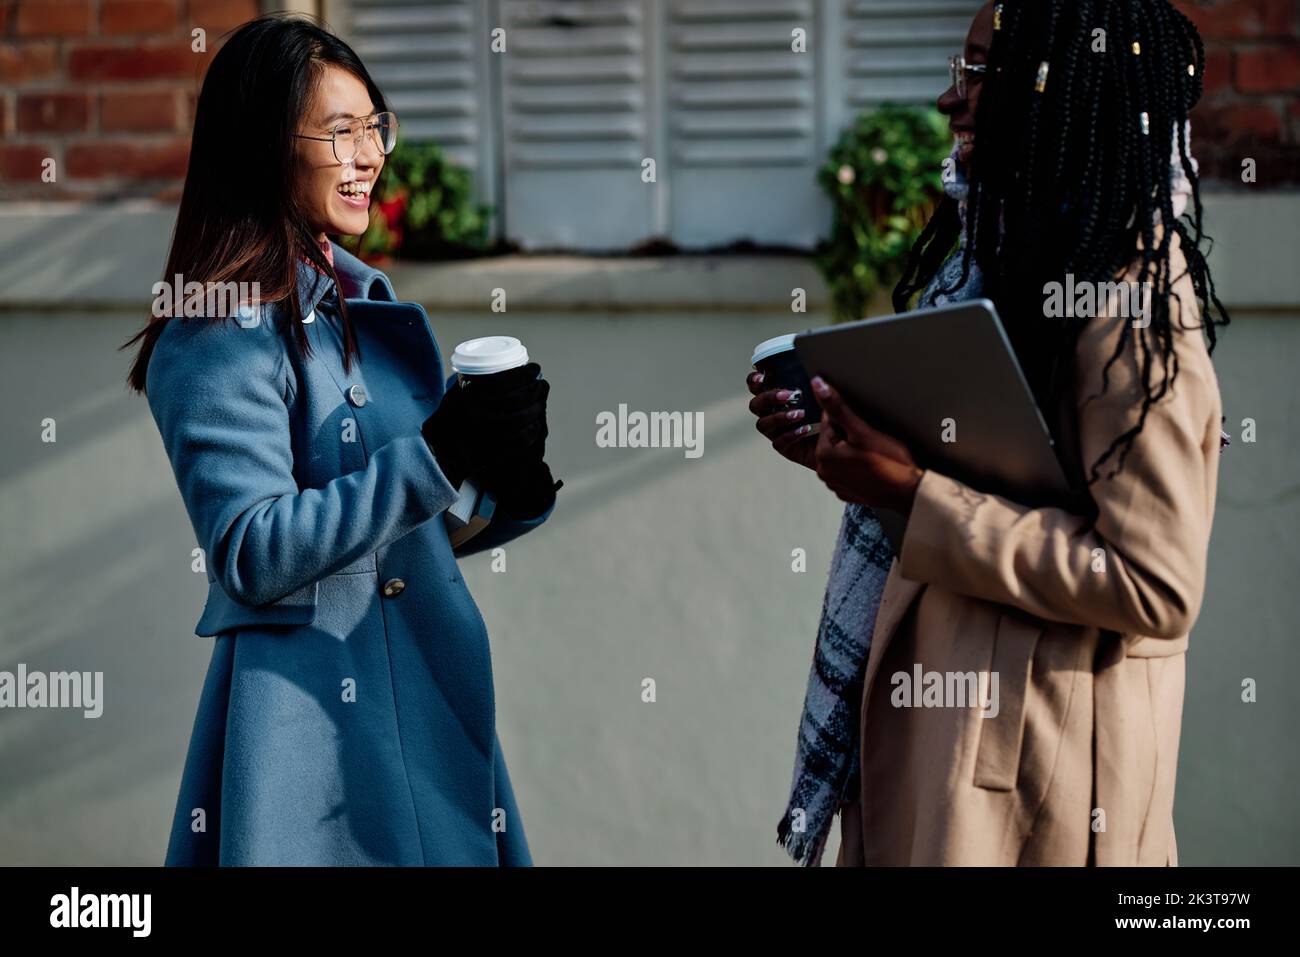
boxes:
[336,181,372,207]
[954,130,975,149]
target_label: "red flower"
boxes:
[377,188,408,250]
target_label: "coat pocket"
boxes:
[194,578,319,637]
[973,610,1043,791]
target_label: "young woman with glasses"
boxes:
[123,14,558,866]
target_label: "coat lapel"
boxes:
[330,241,398,301]
[295,242,445,380]
[294,245,450,452]
[859,564,924,719]
[289,240,400,320]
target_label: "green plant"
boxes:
[814,104,952,323]
[340,141,493,262]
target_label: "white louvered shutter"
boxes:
[666,0,822,249]
[340,0,986,252]
[343,0,498,217]
[498,0,655,251]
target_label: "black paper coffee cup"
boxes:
[752,333,821,426]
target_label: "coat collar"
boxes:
[291,240,398,320]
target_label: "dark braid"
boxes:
[893,197,963,310]
[894,0,1230,486]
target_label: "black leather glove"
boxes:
[489,457,563,521]
[468,365,562,518]
[422,362,554,494]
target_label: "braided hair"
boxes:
[893,0,1229,485]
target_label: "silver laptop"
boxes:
[794,299,1073,547]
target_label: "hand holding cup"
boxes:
[422,336,560,518]
[747,333,821,472]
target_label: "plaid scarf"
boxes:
[773,252,978,863]
[776,504,895,865]
[777,148,980,865]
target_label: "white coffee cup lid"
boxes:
[751,333,797,366]
[451,336,529,375]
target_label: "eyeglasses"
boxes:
[294,111,399,165]
[948,55,988,98]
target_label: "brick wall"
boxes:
[1175,0,1300,188]
[0,0,261,200]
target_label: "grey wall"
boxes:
[0,193,1297,865]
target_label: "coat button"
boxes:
[348,384,367,407]
[382,578,405,598]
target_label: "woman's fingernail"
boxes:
[774,389,792,401]
[811,376,829,395]
[787,408,805,421]
[754,372,765,384]
[795,424,811,435]
[786,389,803,405]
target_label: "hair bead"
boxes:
[1139,111,1150,135]
[994,4,1003,31]
[1034,61,1050,93]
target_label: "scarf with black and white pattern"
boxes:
[776,145,982,865]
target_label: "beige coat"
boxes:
[837,234,1222,866]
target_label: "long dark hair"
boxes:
[123,13,385,394]
[893,0,1229,484]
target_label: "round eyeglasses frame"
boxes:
[294,111,399,165]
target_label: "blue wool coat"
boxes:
[146,242,550,865]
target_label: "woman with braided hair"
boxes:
[755,0,1228,865]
